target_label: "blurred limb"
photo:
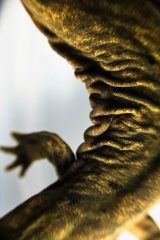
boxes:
[0,131,75,177]
[128,215,160,240]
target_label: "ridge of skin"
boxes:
[0,0,160,239]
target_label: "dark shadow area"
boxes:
[0,0,4,13]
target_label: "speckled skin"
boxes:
[0,0,160,239]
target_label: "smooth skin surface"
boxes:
[0,0,160,239]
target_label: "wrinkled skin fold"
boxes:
[0,0,160,239]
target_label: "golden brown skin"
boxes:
[128,215,160,239]
[0,0,160,239]
[1,131,75,177]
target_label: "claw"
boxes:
[5,156,30,177]
[19,166,28,177]
[5,159,19,171]
[0,146,18,155]
[11,132,29,143]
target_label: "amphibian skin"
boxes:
[0,0,160,239]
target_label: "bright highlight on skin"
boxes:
[149,201,160,228]
[117,231,138,240]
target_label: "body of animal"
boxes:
[0,0,160,239]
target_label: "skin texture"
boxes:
[0,0,160,239]
[128,215,160,239]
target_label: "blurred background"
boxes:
[0,1,159,239]
[0,0,91,217]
